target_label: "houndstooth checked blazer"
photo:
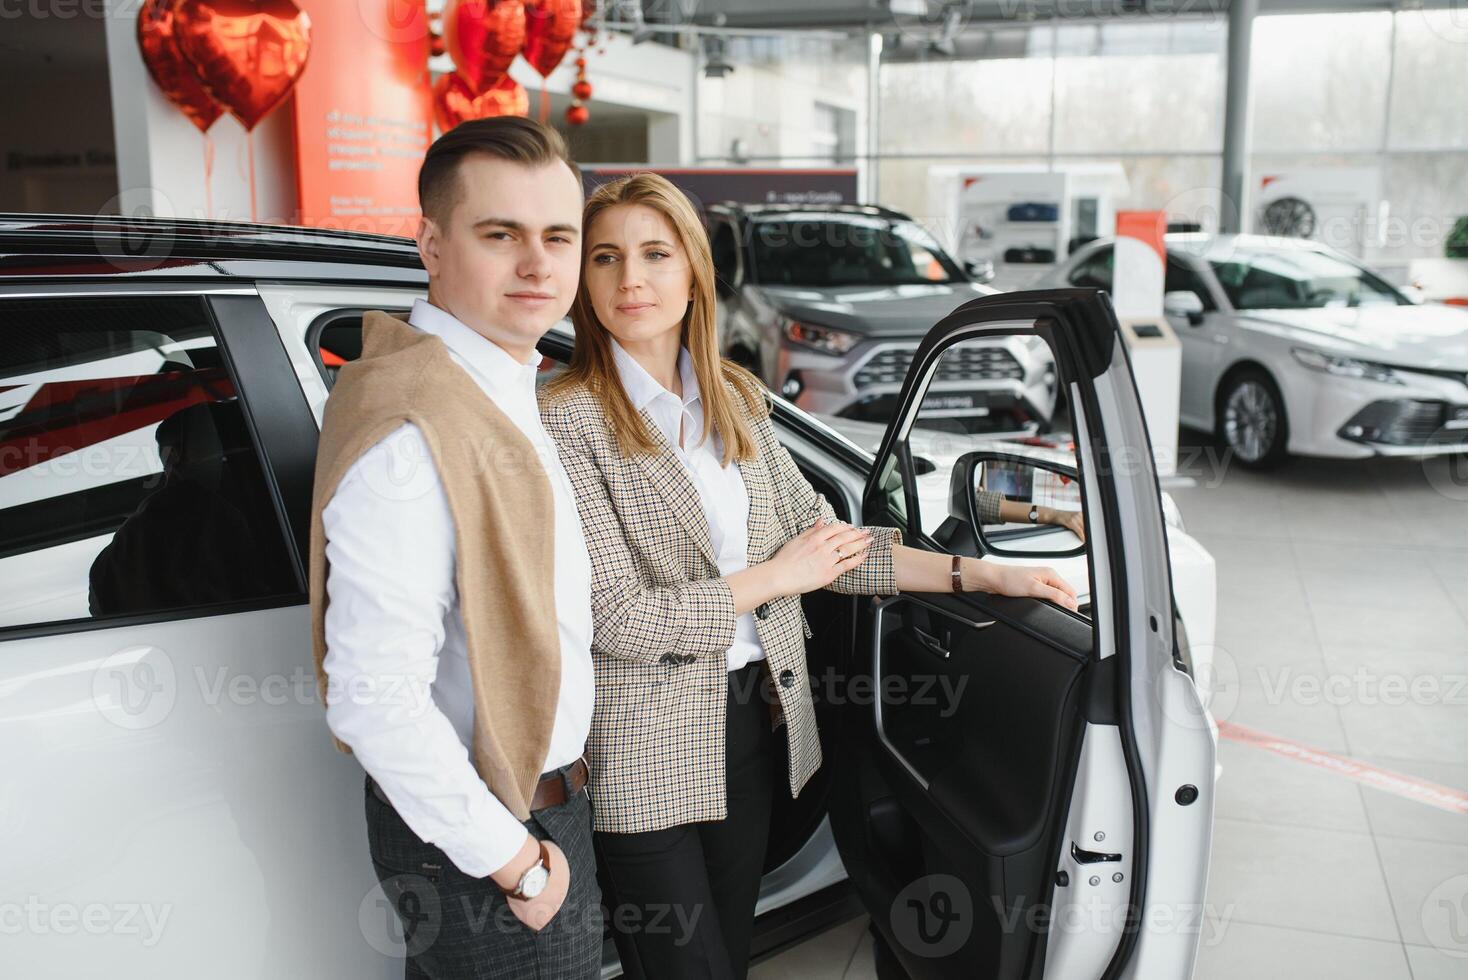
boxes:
[539,378,901,834]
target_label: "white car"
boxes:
[1042,233,1468,467]
[0,215,1216,979]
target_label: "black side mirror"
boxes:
[947,449,1086,559]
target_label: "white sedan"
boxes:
[1042,233,1468,467]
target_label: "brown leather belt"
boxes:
[370,756,589,813]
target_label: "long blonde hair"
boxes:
[547,172,768,464]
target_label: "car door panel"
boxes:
[875,592,1090,860]
[832,289,1214,980]
[0,285,397,978]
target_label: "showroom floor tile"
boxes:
[754,435,1467,978]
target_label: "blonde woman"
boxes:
[539,173,1077,979]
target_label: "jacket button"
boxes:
[756,602,770,619]
[779,669,795,689]
[658,653,677,666]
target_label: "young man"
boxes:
[308,118,599,978]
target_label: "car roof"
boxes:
[0,213,424,277]
[1080,231,1337,260]
[705,201,912,223]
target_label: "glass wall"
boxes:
[874,9,1468,281]
[1248,10,1468,273]
[696,35,869,167]
[875,19,1227,284]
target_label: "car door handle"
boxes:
[1070,841,1122,864]
[912,627,951,660]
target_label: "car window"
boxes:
[1165,258,1217,311]
[1209,247,1405,309]
[749,216,964,287]
[308,312,572,389]
[1067,246,1114,290]
[0,295,300,629]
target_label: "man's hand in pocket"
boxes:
[504,840,570,932]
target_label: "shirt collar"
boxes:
[408,298,540,395]
[611,338,700,414]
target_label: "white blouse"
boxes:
[611,340,767,672]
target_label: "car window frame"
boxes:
[1163,255,1219,312]
[1067,243,1115,291]
[707,217,744,295]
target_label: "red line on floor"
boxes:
[1217,720,1468,816]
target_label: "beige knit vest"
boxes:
[309,310,559,820]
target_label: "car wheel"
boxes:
[1217,368,1289,469]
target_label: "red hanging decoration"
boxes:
[443,0,526,93]
[565,37,591,122]
[137,0,224,133]
[522,0,580,77]
[434,72,530,132]
[172,0,313,132]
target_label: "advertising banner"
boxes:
[293,0,434,237]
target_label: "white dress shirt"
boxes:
[321,299,594,878]
[611,339,767,672]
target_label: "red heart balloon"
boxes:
[433,72,529,132]
[523,0,580,79]
[137,0,224,133]
[444,0,526,93]
[173,0,313,132]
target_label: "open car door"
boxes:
[828,289,1216,979]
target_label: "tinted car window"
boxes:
[749,217,963,287]
[0,296,299,629]
[1209,248,1406,309]
[1068,246,1114,290]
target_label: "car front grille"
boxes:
[1339,400,1455,445]
[854,344,1024,388]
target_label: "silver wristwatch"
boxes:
[509,841,552,900]
[1028,504,1040,524]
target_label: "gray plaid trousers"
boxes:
[365,776,602,979]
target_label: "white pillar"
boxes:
[102,0,296,223]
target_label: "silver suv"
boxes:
[705,202,1058,433]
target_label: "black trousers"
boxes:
[594,659,778,980]
[365,764,603,980]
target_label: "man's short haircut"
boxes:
[418,116,579,226]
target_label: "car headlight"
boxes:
[1291,347,1403,385]
[782,318,859,356]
